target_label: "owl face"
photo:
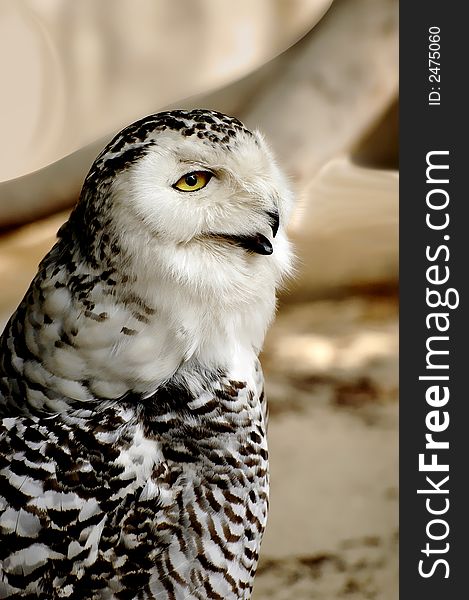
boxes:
[79,110,294,302]
[121,128,290,251]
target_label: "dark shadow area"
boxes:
[351,100,398,170]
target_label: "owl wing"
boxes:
[0,408,169,598]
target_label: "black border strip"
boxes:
[400,3,466,597]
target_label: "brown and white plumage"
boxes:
[0,109,293,599]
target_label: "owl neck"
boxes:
[0,236,274,414]
[122,230,279,361]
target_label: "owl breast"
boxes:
[139,372,269,600]
[0,367,268,600]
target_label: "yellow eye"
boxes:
[173,171,212,192]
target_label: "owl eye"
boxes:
[173,171,212,192]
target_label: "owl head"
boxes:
[64,110,294,309]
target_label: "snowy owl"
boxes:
[0,109,293,599]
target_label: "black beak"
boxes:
[267,210,280,238]
[214,210,280,256]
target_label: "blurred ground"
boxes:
[254,292,398,599]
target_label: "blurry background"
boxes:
[0,0,398,598]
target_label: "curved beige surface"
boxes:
[0,0,398,229]
[290,157,398,295]
[0,0,332,182]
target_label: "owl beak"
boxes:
[267,210,280,238]
[211,210,279,255]
[237,210,279,254]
